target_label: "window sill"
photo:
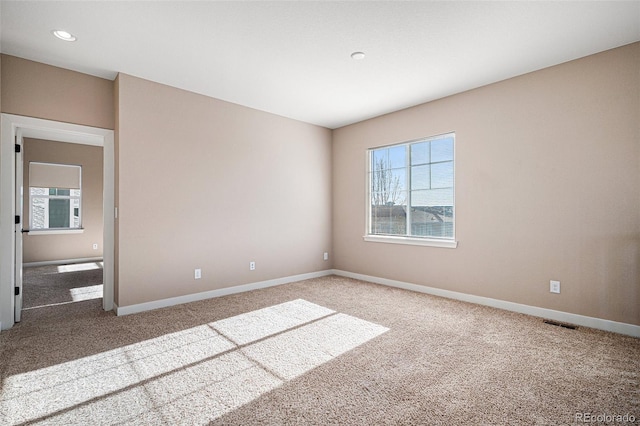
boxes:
[363,234,458,249]
[27,228,84,236]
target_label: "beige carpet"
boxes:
[0,274,638,425]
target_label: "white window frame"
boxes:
[28,163,83,235]
[364,133,458,249]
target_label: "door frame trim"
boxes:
[0,114,115,330]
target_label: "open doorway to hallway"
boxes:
[19,138,105,316]
[1,113,115,331]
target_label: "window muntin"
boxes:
[368,133,454,241]
[29,163,82,231]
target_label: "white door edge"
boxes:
[14,129,23,322]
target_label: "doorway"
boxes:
[1,114,115,330]
[21,138,105,313]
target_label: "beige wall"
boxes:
[3,43,638,327]
[0,54,114,129]
[22,138,104,263]
[333,42,640,326]
[115,74,332,307]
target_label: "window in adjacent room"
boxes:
[29,162,82,231]
[366,132,456,248]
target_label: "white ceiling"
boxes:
[1,1,639,129]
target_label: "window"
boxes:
[366,133,456,248]
[29,162,82,231]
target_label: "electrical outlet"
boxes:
[249,261,256,271]
[550,280,560,294]
[92,243,98,250]
[194,268,201,279]
[323,252,329,261]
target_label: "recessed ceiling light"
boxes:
[351,51,365,60]
[52,30,77,42]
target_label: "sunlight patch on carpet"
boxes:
[211,299,335,345]
[56,262,103,273]
[0,299,388,425]
[69,284,103,302]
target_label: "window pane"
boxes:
[411,188,453,207]
[389,203,407,235]
[431,161,453,189]
[371,205,387,234]
[412,219,453,238]
[431,137,454,163]
[371,203,406,235]
[48,188,72,196]
[370,179,406,205]
[410,142,429,165]
[394,169,407,194]
[371,165,406,206]
[371,192,384,207]
[388,146,406,169]
[72,199,81,228]
[31,198,47,229]
[49,199,70,228]
[372,149,387,171]
[409,203,454,238]
[410,207,446,237]
[411,165,430,190]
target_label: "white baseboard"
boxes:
[332,269,640,338]
[115,270,334,316]
[24,257,103,268]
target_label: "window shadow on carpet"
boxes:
[0,299,388,425]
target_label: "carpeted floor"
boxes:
[21,263,104,309]
[0,274,638,425]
